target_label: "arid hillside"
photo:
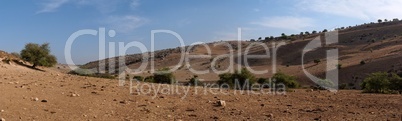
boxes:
[81,20,402,88]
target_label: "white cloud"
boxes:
[298,0,402,20]
[37,0,141,14]
[251,16,314,31]
[104,15,148,33]
[130,0,140,9]
[36,0,69,14]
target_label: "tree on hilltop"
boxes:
[20,43,57,68]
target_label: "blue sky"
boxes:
[1,0,402,64]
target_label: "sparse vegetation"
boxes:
[10,52,20,58]
[257,78,268,84]
[217,68,256,89]
[68,68,115,79]
[187,75,203,86]
[360,60,366,65]
[133,76,144,81]
[336,64,342,69]
[313,59,321,64]
[361,72,402,94]
[153,68,176,84]
[20,43,57,68]
[272,72,299,88]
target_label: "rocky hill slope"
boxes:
[80,20,402,88]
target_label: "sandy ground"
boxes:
[0,63,401,121]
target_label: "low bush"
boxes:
[133,76,144,81]
[361,72,402,94]
[272,72,299,88]
[187,75,203,86]
[153,68,176,84]
[217,68,256,89]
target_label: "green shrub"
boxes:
[217,68,256,89]
[313,59,321,64]
[336,64,342,69]
[187,75,203,86]
[389,74,402,93]
[361,72,395,93]
[133,76,144,81]
[20,43,57,68]
[360,60,366,65]
[339,83,347,89]
[257,78,268,84]
[272,72,299,88]
[153,68,176,84]
[68,68,115,79]
[144,76,154,82]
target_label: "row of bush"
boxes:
[361,72,402,94]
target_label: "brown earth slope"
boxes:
[82,21,402,88]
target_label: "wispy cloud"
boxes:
[130,0,140,9]
[37,0,142,14]
[36,0,69,14]
[177,18,191,27]
[251,16,314,31]
[298,0,402,20]
[104,15,148,33]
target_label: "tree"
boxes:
[272,72,299,88]
[281,33,288,39]
[258,37,262,41]
[378,19,382,23]
[20,43,57,68]
[269,36,274,40]
[312,30,317,34]
[305,31,310,35]
[153,68,176,84]
[361,72,390,93]
[322,29,328,33]
[264,37,270,41]
[217,68,256,89]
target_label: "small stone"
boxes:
[266,113,273,118]
[0,110,4,112]
[167,115,172,118]
[217,100,226,107]
[71,94,77,97]
[33,97,39,101]
[260,104,264,107]
[41,100,48,102]
[0,118,5,121]
[156,105,160,108]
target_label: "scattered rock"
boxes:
[266,113,273,118]
[32,97,39,101]
[217,100,226,107]
[71,93,79,97]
